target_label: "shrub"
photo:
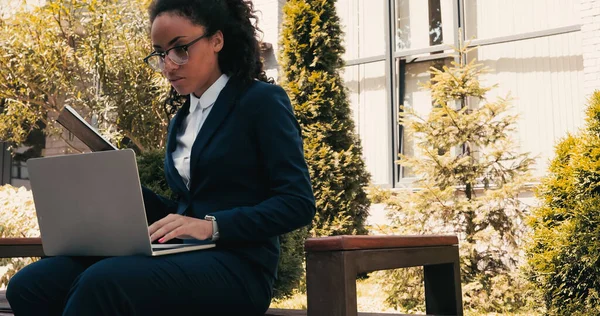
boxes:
[279,0,371,238]
[137,148,174,199]
[0,185,40,288]
[527,91,600,315]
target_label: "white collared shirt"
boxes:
[172,74,230,189]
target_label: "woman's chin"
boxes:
[171,81,190,95]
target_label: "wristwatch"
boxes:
[204,215,220,241]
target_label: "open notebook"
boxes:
[56,105,118,151]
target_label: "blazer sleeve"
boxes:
[141,186,178,224]
[210,85,316,242]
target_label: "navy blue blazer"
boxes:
[143,77,316,281]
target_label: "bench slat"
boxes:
[0,238,44,258]
[264,308,308,316]
[265,310,412,316]
[304,235,458,252]
[0,238,42,245]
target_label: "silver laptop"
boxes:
[27,149,215,256]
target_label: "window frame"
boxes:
[341,0,581,188]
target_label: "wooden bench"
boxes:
[0,236,462,315]
[304,235,462,316]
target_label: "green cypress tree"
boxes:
[527,91,600,315]
[279,0,371,237]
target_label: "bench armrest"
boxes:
[305,235,459,252]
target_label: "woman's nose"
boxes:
[162,56,180,72]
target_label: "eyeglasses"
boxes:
[143,33,208,72]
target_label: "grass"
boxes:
[270,273,406,313]
[269,272,541,315]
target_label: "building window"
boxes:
[8,123,46,187]
[343,61,391,185]
[335,0,582,187]
[396,58,450,181]
[337,0,386,60]
[11,160,28,180]
[395,0,455,51]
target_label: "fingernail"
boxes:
[158,238,165,243]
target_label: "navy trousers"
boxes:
[6,188,273,315]
[6,249,272,315]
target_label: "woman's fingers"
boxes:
[148,214,176,235]
[151,220,184,242]
[159,226,188,243]
[148,215,211,243]
[148,214,183,242]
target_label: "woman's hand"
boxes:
[148,214,213,243]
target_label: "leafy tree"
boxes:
[373,42,537,313]
[0,0,170,152]
[279,0,371,237]
[527,91,600,315]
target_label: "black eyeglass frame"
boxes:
[143,33,209,69]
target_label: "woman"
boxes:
[6,0,316,315]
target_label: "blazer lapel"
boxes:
[189,78,245,184]
[165,99,190,194]
[167,99,190,153]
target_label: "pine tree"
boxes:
[279,0,371,237]
[527,91,600,315]
[375,42,536,313]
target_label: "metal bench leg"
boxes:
[306,251,358,316]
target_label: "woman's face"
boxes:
[150,13,223,96]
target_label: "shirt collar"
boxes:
[189,74,230,113]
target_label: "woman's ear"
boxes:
[211,30,224,53]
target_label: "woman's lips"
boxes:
[169,77,184,83]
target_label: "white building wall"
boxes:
[253,0,287,81]
[467,0,584,179]
[582,0,600,98]
[337,0,392,186]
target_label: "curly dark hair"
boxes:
[148,0,273,116]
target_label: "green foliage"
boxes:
[137,148,174,199]
[279,0,371,237]
[0,185,40,287]
[381,267,425,313]
[274,227,308,299]
[0,0,170,152]
[377,43,537,313]
[527,91,600,315]
[277,0,371,300]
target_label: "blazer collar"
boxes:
[190,74,230,113]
